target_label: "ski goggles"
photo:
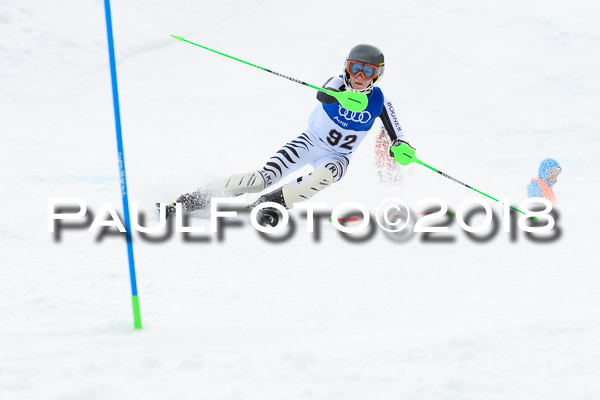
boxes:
[345,60,383,80]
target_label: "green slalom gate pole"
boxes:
[171,35,368,113]
[391,143,528,216]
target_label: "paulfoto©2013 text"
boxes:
[48,197,559,243]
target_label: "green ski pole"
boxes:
[171,35,368,113]
[391,143,528,216]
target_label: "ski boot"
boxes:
[249,187,287,227]
[156,190,210,219]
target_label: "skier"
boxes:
[527,158,562,205]
[164,44,413,225]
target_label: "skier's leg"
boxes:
[201,132,317,202]
[207,171,265,197]
[166,133,318,216]
[174,170,265,213]
[250,152,351,208]
[249,165,333,208]
[258,132,317,188]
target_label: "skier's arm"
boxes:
[316,76,345,104]
[380,96,407,142]
[380,96,413,154]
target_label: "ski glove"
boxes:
[389,139,415,157]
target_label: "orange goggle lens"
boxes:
[345,60,383,80]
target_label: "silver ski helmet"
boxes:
[344,44,385,92]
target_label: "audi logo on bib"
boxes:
[338,106,372,124]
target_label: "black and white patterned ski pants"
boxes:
[258,132,351,188]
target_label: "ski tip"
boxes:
[171,35,184,42]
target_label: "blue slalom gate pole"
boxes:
[103,0,142,330]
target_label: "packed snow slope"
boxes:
[1,1,599,399]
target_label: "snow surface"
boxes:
[1,0,600,399]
